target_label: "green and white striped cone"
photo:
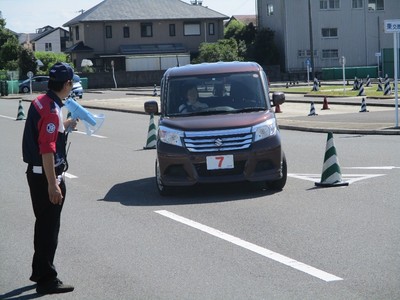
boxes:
[16,100,26,120]
[359,98,369,112]
[315,132,349,187]
[308,101,318,116]
[144,113,157,149]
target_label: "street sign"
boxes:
[384,19,400,33]
[27,71,33,78]
[384,19,399,128]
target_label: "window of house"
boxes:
[209,23,215,35]
[267,4,274,16]
[45,43,52,51]
[322,49,338,59]
[322,28,338,38]
[169,24,176,36]
[106,25,112,38]
[75,26,79,40]
[298,50,318,58]
[123,26,130,38]
[141,23,153,37]
[368,0,384,10]
[320,0,340,9]
[352,0,363,8]
[184,23,201,36]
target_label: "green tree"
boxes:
[35,51,69,75]
[224,19,245,40]
[194,38,242,63]
[225,21,261,62]
[0,17,20,71]
[19,48,37,79]
[251,28,280,66]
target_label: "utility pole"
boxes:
[308,0,315,79]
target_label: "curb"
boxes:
[278,124,400,135]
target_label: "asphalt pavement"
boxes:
[2,86,399,135]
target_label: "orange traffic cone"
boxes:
[321,97,330,110]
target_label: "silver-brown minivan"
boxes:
[145,61,286,195]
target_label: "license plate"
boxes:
[206,155,234,170]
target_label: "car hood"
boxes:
[160,111,275,131]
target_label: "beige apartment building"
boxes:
[257,0,400,76]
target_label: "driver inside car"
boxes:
[178,84,208,113]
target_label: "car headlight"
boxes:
[159,125,184,147]
[253,118,277,142]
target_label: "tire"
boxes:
[22,86,30,93]
[155,160,173,196]
[267,153,287,191]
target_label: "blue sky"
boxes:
[1,0,256,33]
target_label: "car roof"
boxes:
[164,61,263,78]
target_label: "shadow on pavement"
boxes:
[100,177,279,206]
[0,284,41,300]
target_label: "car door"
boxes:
[36,77,48,92]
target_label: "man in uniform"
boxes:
[22,62,77,295]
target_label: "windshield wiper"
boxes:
[234,107,266,113]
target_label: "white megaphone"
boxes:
[64,97,105,135]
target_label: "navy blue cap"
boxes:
[49,62,74,82]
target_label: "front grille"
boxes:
[184,128,253,152]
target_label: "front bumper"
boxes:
[157,134,283,186]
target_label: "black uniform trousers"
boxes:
[26,167,66,283]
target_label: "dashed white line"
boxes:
[73,130,107,138]
[64,172,78,179]
[155,210,343,282]
[343,166,400,170]
[0,114,18,120]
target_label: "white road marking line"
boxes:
[343,166,400,170]
[155,210,343,282]
[0,114,17,120]
[288,173,385,184]
[73,130,107,138]
[64,172,78,179]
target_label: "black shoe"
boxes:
[29,274,39,282]
[36,278,74,294]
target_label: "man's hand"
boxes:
[42,153,63,205]
[48,183,63,205]
[65,118,78,131]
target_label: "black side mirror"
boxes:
[144,100,159,115]
[271,92,285,107]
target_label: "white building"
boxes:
[18,26,70,53]
[257,0,399,76]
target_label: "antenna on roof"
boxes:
[77,9,85,14]
[190,0,203,5]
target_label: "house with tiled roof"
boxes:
[18,26,69,53]
[63,0,228,72]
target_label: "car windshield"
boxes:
[165,72,268,116]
